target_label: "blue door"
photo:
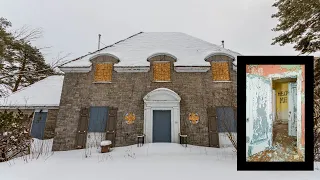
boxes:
[88,107,108,132]
[153,110,171,142]
[31,112,48,139]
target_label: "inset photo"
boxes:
[246,65,305,162]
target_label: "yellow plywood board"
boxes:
[274,82,288,120]
[153,62,171,81]
[211,62,230,81]
[94,63,113,82]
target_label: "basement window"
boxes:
[211,61,231,81]
[94,63,113,82]
[153,61,171,82]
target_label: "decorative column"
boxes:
[173,106,180,143]
[144,106,152,143]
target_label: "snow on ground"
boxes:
[0,143,319,180]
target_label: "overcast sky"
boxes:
[1,0,319,64]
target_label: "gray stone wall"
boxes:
[53,57,237,151]
[44,109,58,139]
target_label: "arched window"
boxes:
[89,53,119,83]
[148,53,176,82]
[205,54,233,81]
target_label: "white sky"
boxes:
[1,0,319,64]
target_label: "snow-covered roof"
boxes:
[0,75,64,107]
[61,32,241,68]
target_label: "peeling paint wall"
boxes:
[246,65,305,153]
[246,74,273,157]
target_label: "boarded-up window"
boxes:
[153,62,171,81]
[88,107,108,132]
[216,107,236,132]
[211,62,230,81]
[94,63,113,82]
[31,112,48,139]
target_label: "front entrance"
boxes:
[143,88,181,143]
[153,110,171,142]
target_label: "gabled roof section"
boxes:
[60,32,241,69]
[0,75,64,107]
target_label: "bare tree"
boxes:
[0,17,70,97]
[11,25,43,43]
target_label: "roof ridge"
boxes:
[59,32,144,67]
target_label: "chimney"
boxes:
[98,34,101,50]
[222,40,224,48]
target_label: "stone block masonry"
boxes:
[53,61,237,151]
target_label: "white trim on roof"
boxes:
[0,106,59,109]
[174,67,210,72]
[114,67,150,72]
[59,67,91,73]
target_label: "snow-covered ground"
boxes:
[0,142,319,180]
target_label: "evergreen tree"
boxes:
[0,17,57,97]
[271,0,320,54]
[0,17,14,59]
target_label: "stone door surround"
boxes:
[143,88,181,143]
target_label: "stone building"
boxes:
[53,32,239,151]
[1,32,239,151]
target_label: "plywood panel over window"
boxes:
[153,62,171,81]
[211,62,230,81]
[94,63,113,82]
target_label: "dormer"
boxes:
[205,53,234,82]
[89,53,120,83]
[147,53,177,82]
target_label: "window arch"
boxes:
[205,54,234,81]
[147,53,176,82]
[89,53,120,83]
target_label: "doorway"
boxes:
[270,78,299,159]
[143,88,181,143]
[153,110,172,142]
[246,73,303,161]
